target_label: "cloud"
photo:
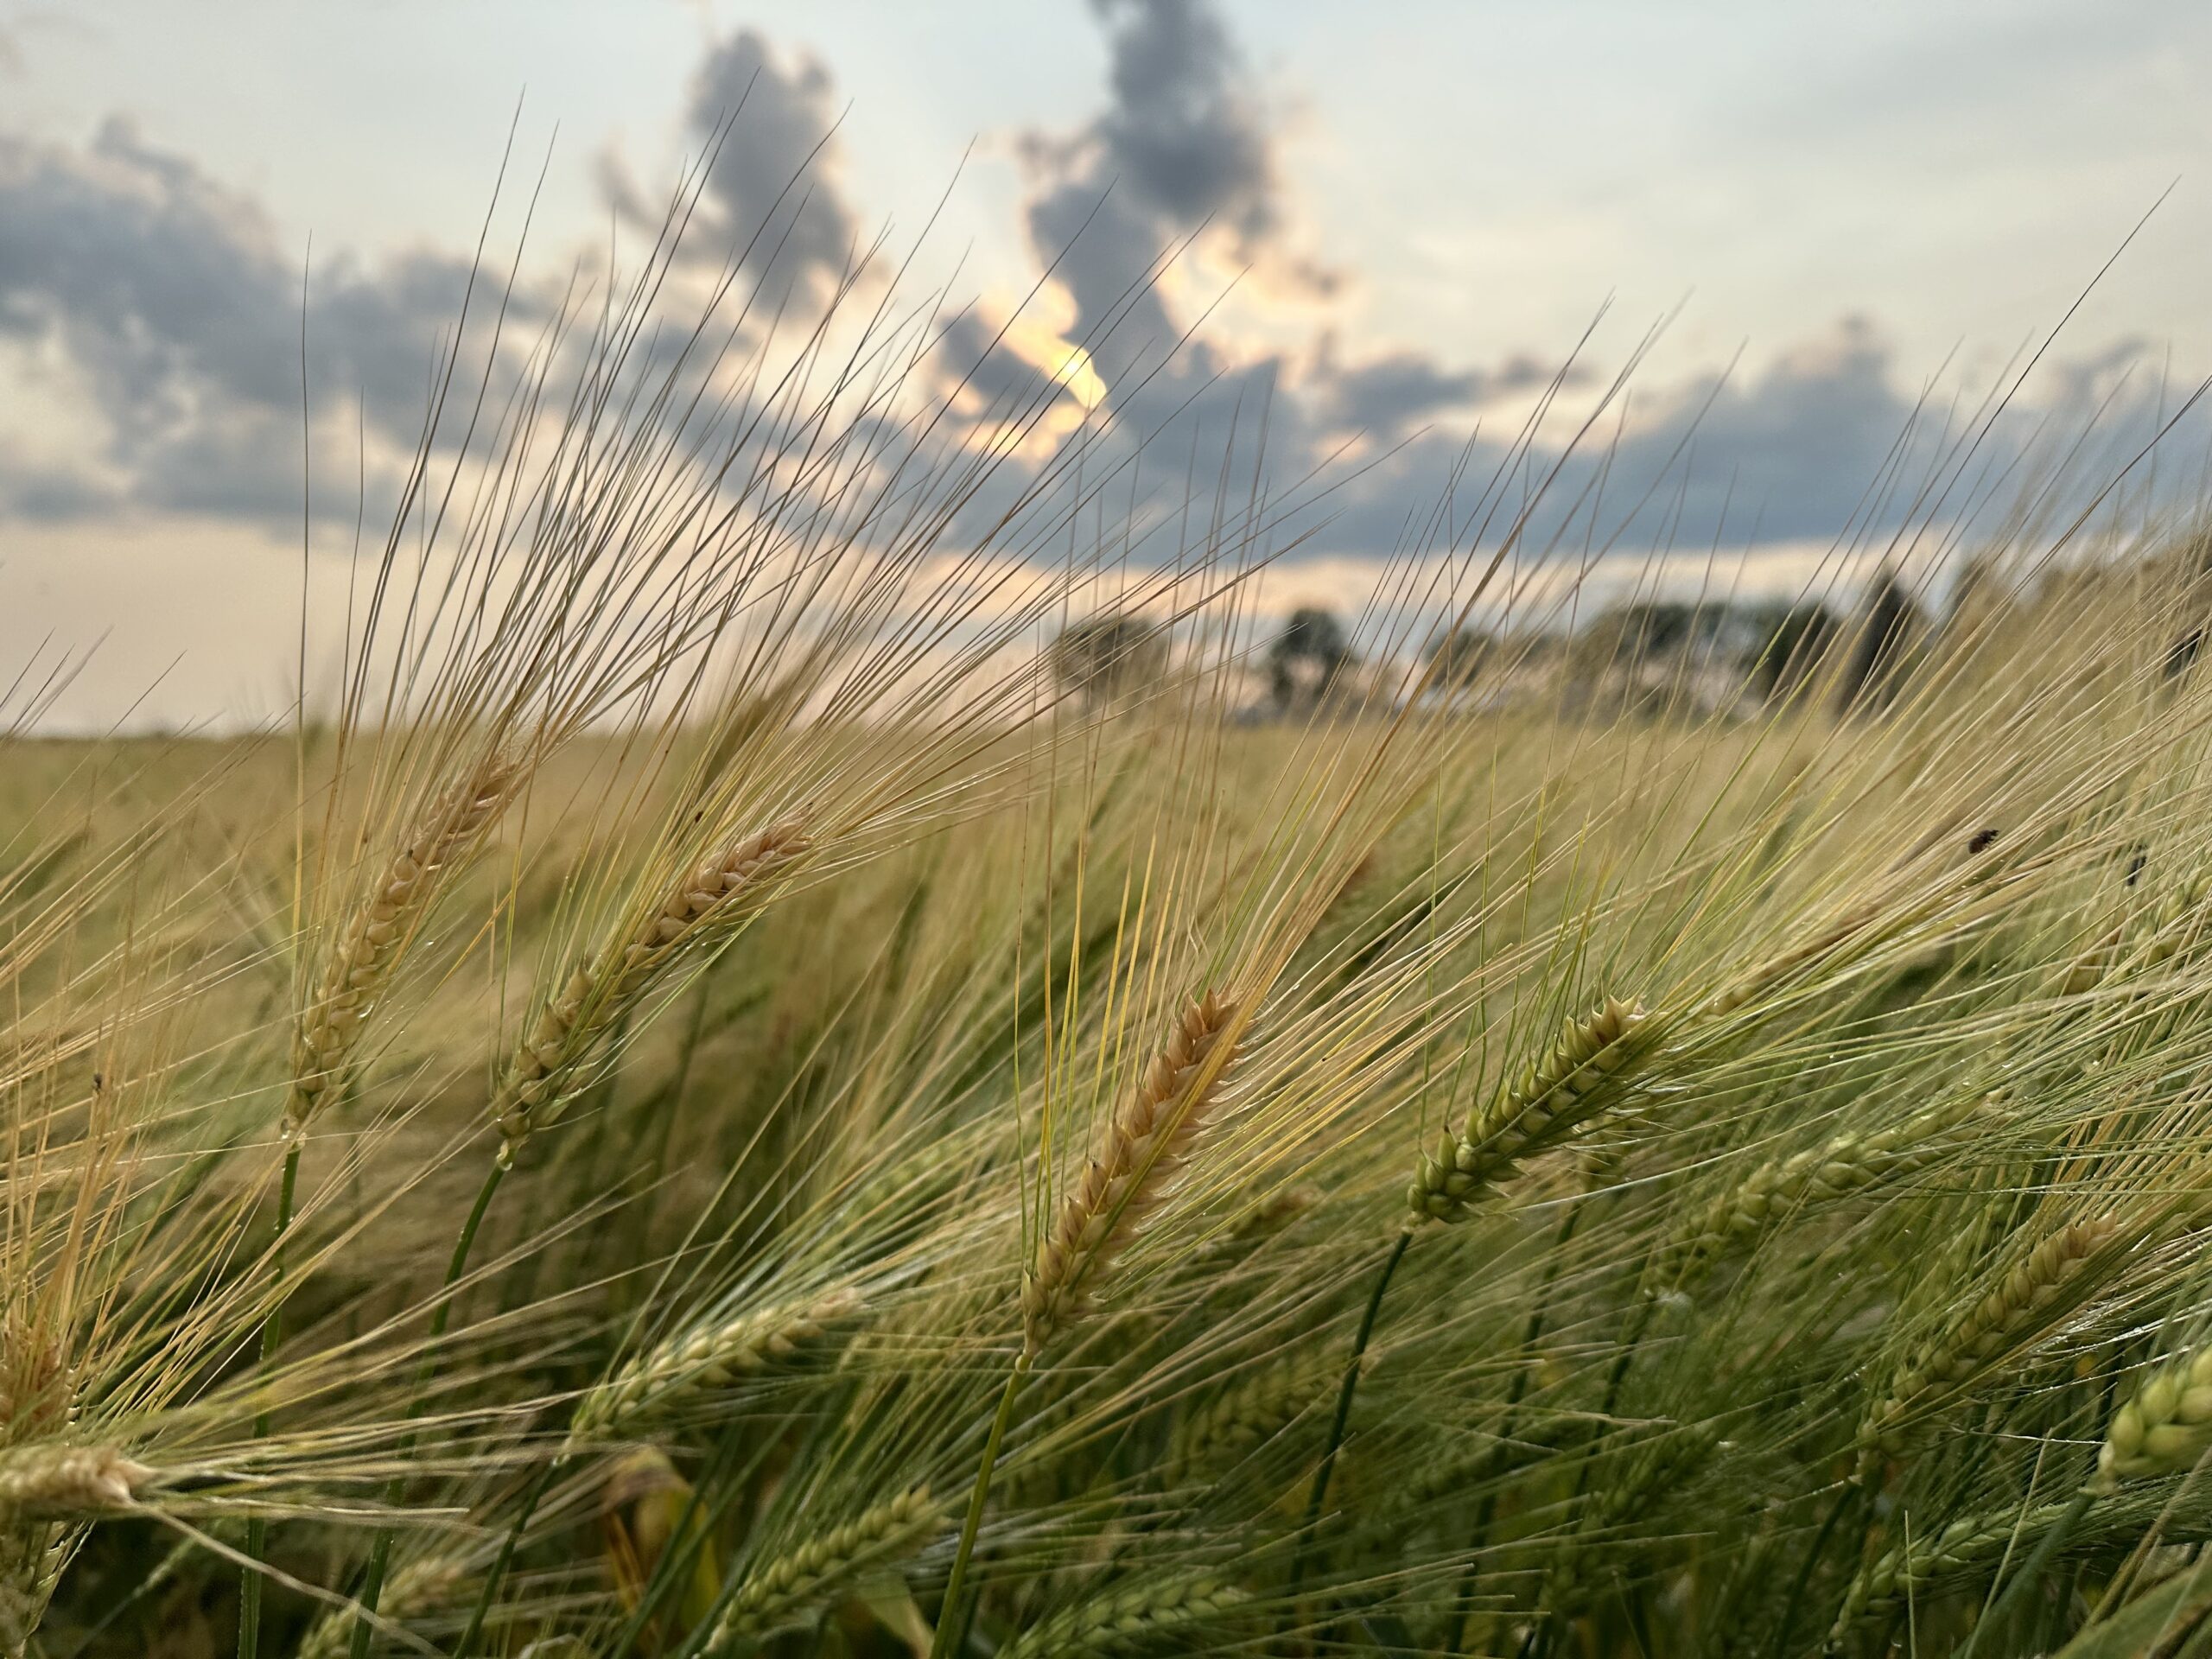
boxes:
[976,0,2190,584]
[1014,0,1336,382]
[0,3,2190,592]
[0,445,116,522]
[0,26,867,535]
[1089,0,1279,248]
[1307,346,1579,442]
[674,29,861,300]
[0,117,518,526]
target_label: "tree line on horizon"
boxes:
[1048,567,1940,721]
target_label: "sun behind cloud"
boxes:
[998,314,1109,412]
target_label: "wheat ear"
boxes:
[296,1556,463,1659]
[287,753,517,1130]
[703,1485,943,1651]
[0,1446,149,1519]
[2095,1345,2212,1488]
[1822,1495,2132,1654]
[1830,1497,2082,1637]
[1166,1347,1362,1485]
[1662,1097,1986,1284]
[570,1285,864,1440]
[1021,991,1243,1358]
[1861,1217,2119,1461]
[0,1445,145,1649]
[995,1574,1249,1659]
[492,817,811,1159]
[0,1531,58,1659]
[1408,995,1651,1224]
[1543,1423,1719,1612]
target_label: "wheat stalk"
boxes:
[492,817,811,1158]
[1408,995,1651,1223]
[703,1484,944,1651]
[1021,991,1243,1358]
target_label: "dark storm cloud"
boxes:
[1317,355,1483,439]
[679,29,861,298]
[1089,0,1278,247]
[1013,0,1329,386]
[1308,350,1581,442]
[1608,317,1926,545]
[0,117,521,525]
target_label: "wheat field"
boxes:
[13,171,2212,1659]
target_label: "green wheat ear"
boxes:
[287,750,519,1132]
[995,1573,1250,1659]
[1165,1344,1366,1487]
[1408,995,1652,1223]
[569,1283,865,1442]
[1829,1498,2085,1638]
[704,1485,944,1649]
[1859,1217,2120,1468]
[2095,1345,2212,1488]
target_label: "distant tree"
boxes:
[2165,625,2203,682]
[1744,602,1840,702]
[1049,613,1167,710]
[1268,607,1353,713]
[1836,570,1927,715]
[1622,601,1702,658]
[1425,626,1491,696]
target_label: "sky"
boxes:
[3,0,2212,730]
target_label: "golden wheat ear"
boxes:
[1020,990,1244,1359]
[288,751,520,1131]
[492,816,814,1158]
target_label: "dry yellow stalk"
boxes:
[492,817,811,1157]
[1021,991,1243,1359]
[288,753,518,1130]
[601,1449,723,1635]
